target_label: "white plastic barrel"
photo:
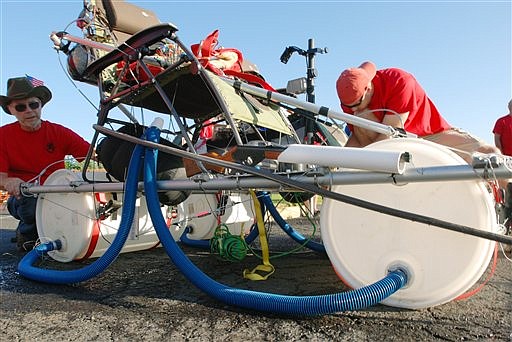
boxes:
[320,138,497,309]
[36,169,181,262]
[176,192,255,240]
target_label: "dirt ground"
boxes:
[0,213,511,341]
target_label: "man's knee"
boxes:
[6,196,19,219]
[20,197,37,223]
[10,196,37,223]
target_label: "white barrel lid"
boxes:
[320,138,497,309]
[36,169,96,262]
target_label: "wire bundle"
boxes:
[210,224,248,262]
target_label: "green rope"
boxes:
[210,224,248,262]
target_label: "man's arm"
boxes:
[348,111,381,147]
[348,110,409,147]
[380,111,409,140]
[494,133,503,152]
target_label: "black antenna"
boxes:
[280,38,328,144]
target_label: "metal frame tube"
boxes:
[25,160,512,195]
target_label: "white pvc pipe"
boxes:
[277,144,409,174]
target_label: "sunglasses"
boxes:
[13,101,41,112]
[341,95,364,109]
[341,87,369,109]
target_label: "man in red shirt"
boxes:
[336,61,498,161]
[0,76,91,251]
[493,100,512,156]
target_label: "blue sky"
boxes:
[1,1,511,145]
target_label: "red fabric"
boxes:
[116,61,164,83]
[191,30,277,92]
[199,119,214,140]
[493,114,512,156]
[191,29,220,61]
[343,68,451,136]
[191,29,243,75]
[0,120,90,184]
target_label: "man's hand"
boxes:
[3,177,24,198]
[349,110,382,147]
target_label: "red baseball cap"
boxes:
[336,61,377,105]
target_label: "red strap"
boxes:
[490,181,504,204]
[455,242,499,301]
[95,192,108,204]
[77,219,100,261]
[77,192,106,260]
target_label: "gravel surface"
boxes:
[1,213,511,341]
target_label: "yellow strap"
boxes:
[243,191,275,280]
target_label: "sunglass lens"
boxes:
[28,102,40,110]
[14,104,26,112]
[14,102,40,112]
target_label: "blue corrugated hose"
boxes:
[144,125,408,315]
[17,144,143,284]
[179,224,260,249]
[259,191,326,253]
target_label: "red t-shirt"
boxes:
[492,114,512,156]
[344,68,451,136]
[0,120,90,184]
